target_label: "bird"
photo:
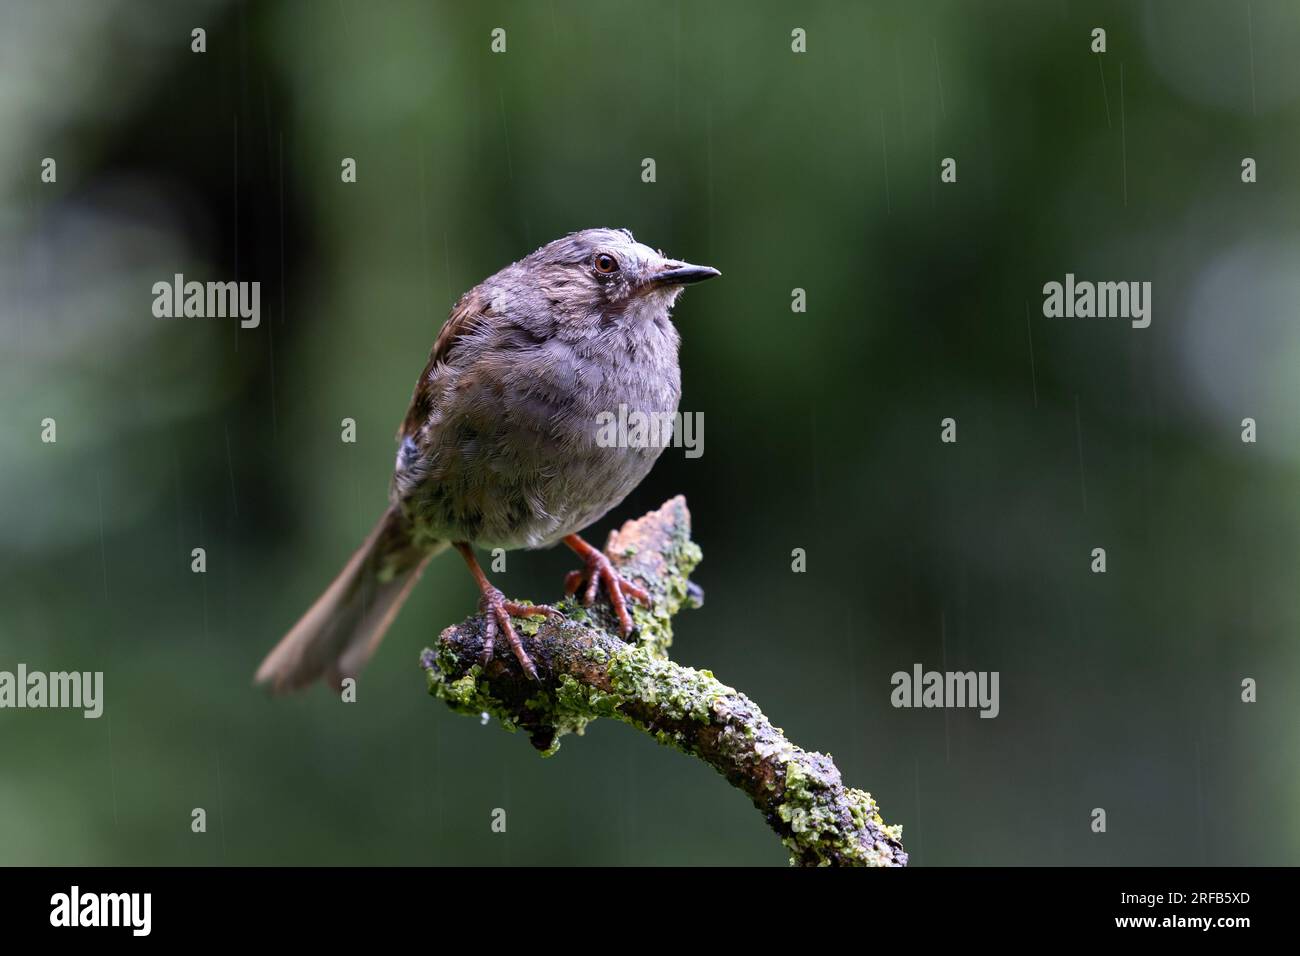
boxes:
[255,228,720,691]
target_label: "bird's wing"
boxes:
[395,286,492,445]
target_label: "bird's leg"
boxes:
[453,542,560,680]
[562,533,652,637]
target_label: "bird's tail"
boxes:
[255,506,442,693]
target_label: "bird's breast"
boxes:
[398,320,682,552]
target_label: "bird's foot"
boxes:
[562,534,651,638]
[454,541,560,681]
[477,586,561,681]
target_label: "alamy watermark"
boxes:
[0,664,103,718]
[152,273,261,328]
[891,663,999,718]
[1042,273,1150,328]
[594,404,703,458]
[50,886,150,936]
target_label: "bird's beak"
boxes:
[650,260,722,287]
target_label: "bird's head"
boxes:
[525,228,720,317]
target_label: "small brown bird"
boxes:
[256,228,719,691]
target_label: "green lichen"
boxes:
[517,615,545,637]
[425,662,520,734]
[775,761,903,867]
[608,645,735,724]
[424,635,905,865]
[630,604,673,659]
[662,540,703,610]
[581,643,609,664]
[555,674,621,721]
[426,636,735,757]
[419,498,906,866]
[513,674,628,757]
[512,677,619,756]
[563,604,593,625]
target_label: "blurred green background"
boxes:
[2,0,1299,865]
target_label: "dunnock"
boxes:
[256,228,719,690]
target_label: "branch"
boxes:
[419,496,908,867]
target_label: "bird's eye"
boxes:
[593,253,619,275]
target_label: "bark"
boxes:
[421,496,908,867]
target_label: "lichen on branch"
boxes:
[420,496,908,867]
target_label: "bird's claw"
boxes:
[478,587,560,680]
[563,550,651,638]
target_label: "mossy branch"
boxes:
[419,496,908,867]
